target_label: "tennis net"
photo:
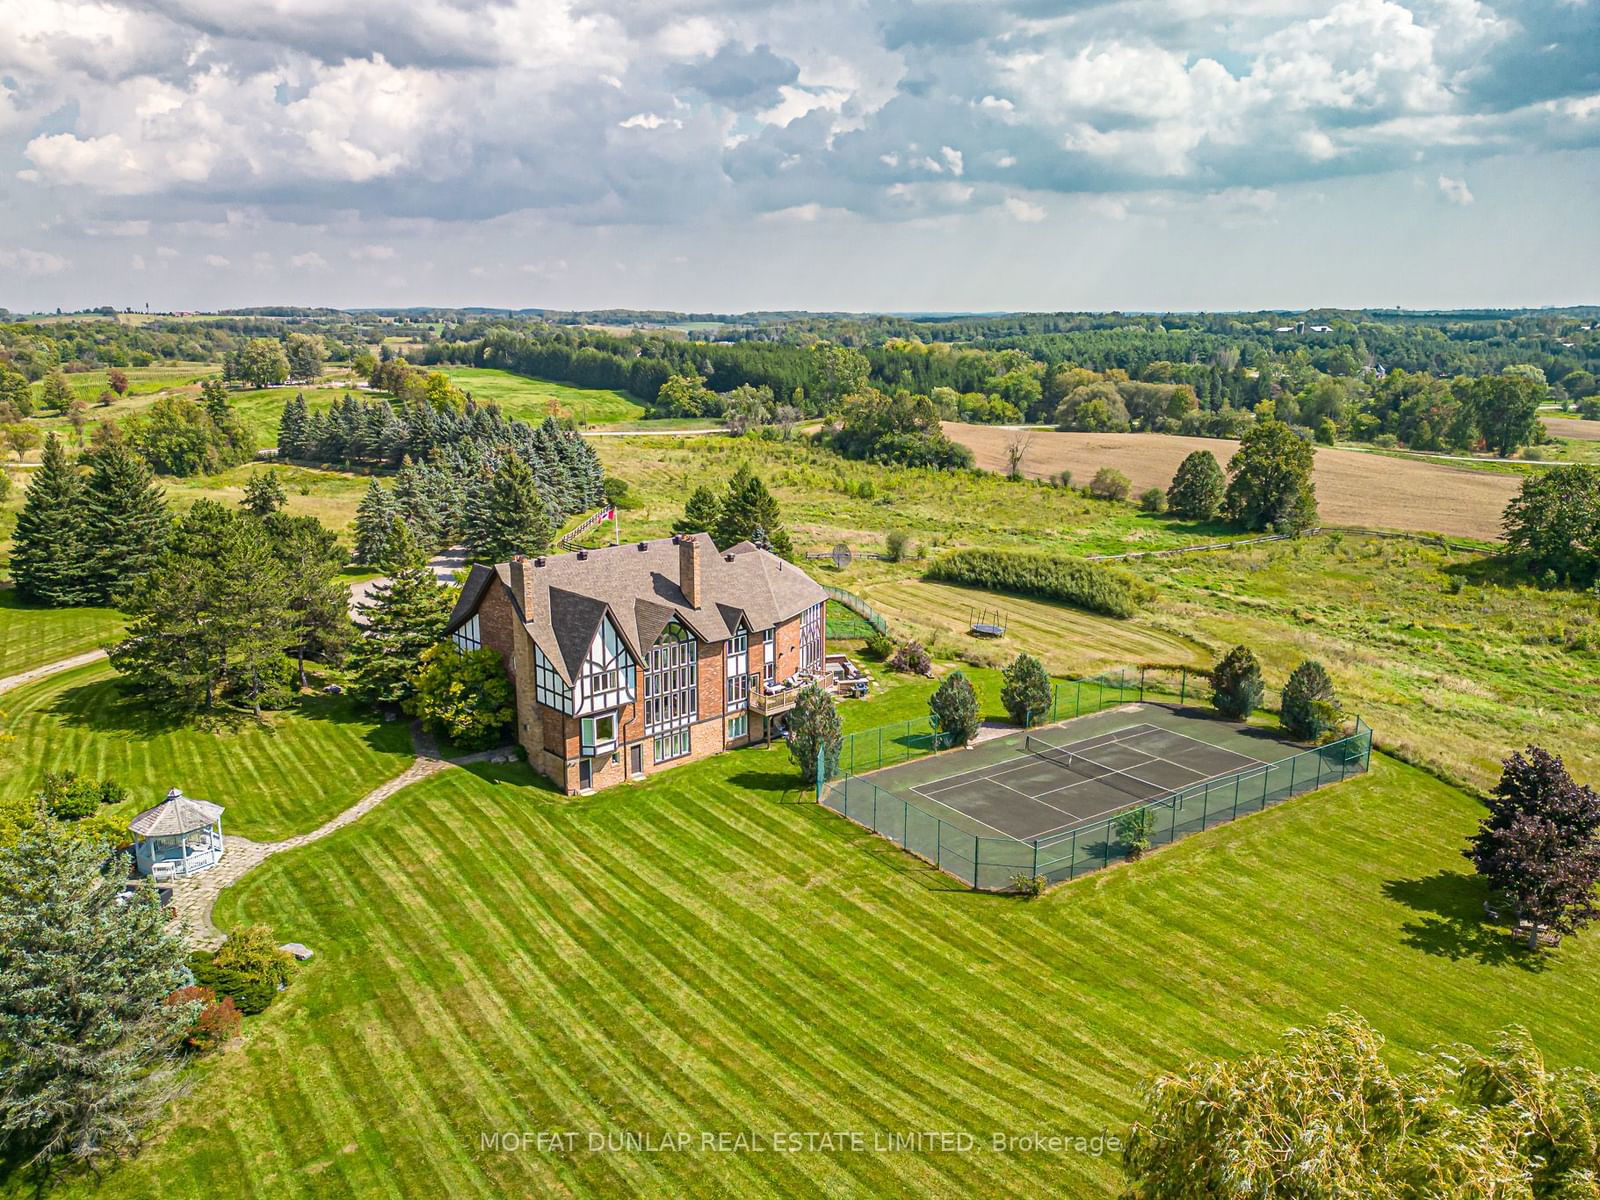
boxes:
[1022,735,1167,806]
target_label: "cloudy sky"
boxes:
[0,0,1595,313]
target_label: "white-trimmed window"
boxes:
[653,729,691,763]
[452,614,481,652]
[581,711,618,756]
[645,621,697,732]
[575,617,635,715]
[534,644,573,714]
[728,713,748,740]
[799,602,823,672]
[726,622,749,712]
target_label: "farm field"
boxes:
[1543,414,1600,440]
[0,662,414,841]
[943,423,1520,541]
[591,434,1257,561]
[859,579,1209,677]
[439,367,645,426]
[0,594,123,678]
[58,747,1600,1200]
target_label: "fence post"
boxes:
[1120,669,1126,703]
[1201,785,1209,829]
[1289,754,1298,795]
[1068,829,1078,879]
[1075,680,1082,717]
[1032,840,1039,881]
[1262,767,1271,807]
[1315,752,1324,789]
[974,835,980,889]
[1179,669,1186,707]
[902,799,908,847]
[1139,667,1146,702]
[877,726,883,769]
[1233,774,1241,820]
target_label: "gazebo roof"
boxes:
[129,789,224,838]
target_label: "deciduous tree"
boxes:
[1223,419,1318,533]
[409,644,515,749]
[1466,746,1600,949]
[1502,464,1600,587]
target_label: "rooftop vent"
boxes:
[724,553,734,562]
[671,533,682,544]
[576,549,588,561]
[533,556,546,568]
[638,541,648,551]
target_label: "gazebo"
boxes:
[129,788,225,881]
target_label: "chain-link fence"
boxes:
[818,718,1373,892]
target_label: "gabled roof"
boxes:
[446,533,826,682]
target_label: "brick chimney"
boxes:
[510,554,535,616]
[680,535,701,608]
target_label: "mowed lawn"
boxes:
[440,367,646,426]
[0,594,124,678]
[67,749,1600,1200]
[0,663,414,840]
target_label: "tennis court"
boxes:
[907,722,1265,844]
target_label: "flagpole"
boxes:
[613,507,620,545]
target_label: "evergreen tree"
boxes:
[353,479,400,565]
[1166,449,1226,520]
[214,523,297,716]
[0,824,195,1172]
[674,484,722,536]
[788,682,842,785]
[241,469,287,517]
[1281,659,1340,741]
[466,457,552,563]
[264,513,352,688]
[1211,645,1265,719]
[1000,652,1053,727]
[928,671,981,747]
[9,434,93,607]
[81,439,169,605]
[349,542,456,708]
[276,393,308,459]
[714,465,793,558]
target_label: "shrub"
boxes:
[408,644,516,750]
[1281,659,1340,741]
[1089,467,1132,501]
[887,641,932,676]
[187,954,278,1015]
[864,632,894,660]
[925,548,1148,618]
[213,925,295,990]
[1009,872,1046,898]
[1054,470,1073,489]
[1116,808,1157,859]
[1138,487,1167,514]
[928,671,981,746]
[37,770,124,821]
[165,986,242,1052]
[1000,652,1052,726]
[1211,645,1265,719]
[885,530,911,562]
[1315,418,1337,445]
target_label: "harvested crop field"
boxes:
[944,423,1518,541]
[1544,415,1600,441]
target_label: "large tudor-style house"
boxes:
[445,532,827,794]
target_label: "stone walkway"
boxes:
[0,648,109,696]
[168,725,507,950]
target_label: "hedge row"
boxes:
[924,548,1148,618]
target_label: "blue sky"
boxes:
[0,0,1595,312]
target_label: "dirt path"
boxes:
[0,649,109,696]
[1544,415,1600,441]
[945,423,1519,542]
[167,725,509,949]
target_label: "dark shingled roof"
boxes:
[446,533,826,684]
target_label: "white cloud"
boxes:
[1437,173,1474,204]
[84,219,151,237]
[289,251,330,269]
[619,112,672,130]
[0,248,69,275]
[1003,196,1046,222]
[203,254,230,267]
[347,244,397,261]
[129,253,145,270]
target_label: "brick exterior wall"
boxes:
[490,587,816,795]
